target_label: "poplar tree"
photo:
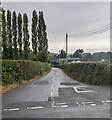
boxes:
[23,13,30,59]
[18,13,23,59]
[31,10,38,55]
[2,9,8,59]
[7,10,13,59]
[38,11,48,62]
[12,11,18,59]
[0,7,2,59]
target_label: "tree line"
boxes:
[2,9,48,62]
[55,49,111,61]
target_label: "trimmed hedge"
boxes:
[60,62,110,86]
[2,60,51,85]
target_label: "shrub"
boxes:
[61,62,110,86]
[2,60,51,85]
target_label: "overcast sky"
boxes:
[2,2,110,53]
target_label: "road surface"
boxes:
[2,68,111,118]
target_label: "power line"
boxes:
[69,24,111,37]
[69,24,111,38]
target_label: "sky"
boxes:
[2,2,110,53]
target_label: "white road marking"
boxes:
[61,105,68,108]
[55,103,67,105]
[73,87,94,93]
[105,100,112,103]
[51,105,68,108]
[52,105,56,108]
[36,106,44,109]
[76,102,79,104]
[82,101,94,104]
[27,106,44,110]
[51,102,54,106]
[102,100,112,103]
[3,109,8,111]
[4,108,19,111]
[101,101,105,103]
[51,92,53,97]
[90,104,96,106]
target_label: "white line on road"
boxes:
[76,102,79,105]
[101,101,106,103]
[73,87,94,93]
[51,92,53,97]
[52,105,56,108]
[82,101,94,104]
[105,100,112,103]
[55,103,67,105]
[102,100,112,103]
[27,106,44,110]
[61,105,68,108]
[4,108,19,111]
[52,102,54,106]
[52,105,68,108]
[90,104,96,106]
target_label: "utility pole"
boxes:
[59,50,60,62]
[66,33,68,62]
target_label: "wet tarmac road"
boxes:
[2,68,111,118]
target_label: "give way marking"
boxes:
[73,86,94,93]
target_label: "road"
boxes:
[2,68,112,118]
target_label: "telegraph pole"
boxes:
[66,33,68,62]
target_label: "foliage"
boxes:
[2,9,8,59]
[37,51,48,62]
[60,50,66,58]
[12,11,18,59]
[31,10,38,55]
[70,49,84,59]
[2,9,48,62]
[91,52,111,61]
[38,11,48,52]
[18,13,23,59]
[7,10,13,59]
[38,11,48,62]
[60,62,110,86]
[2,60,51,85]
[23,13,30,59]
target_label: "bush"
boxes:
[61,62,110,86]
[2,60,51,85]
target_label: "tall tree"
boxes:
[12,11,18,59]
[0,7,2,59]
[23,13,30,59]
[31,10,38,55]
[2,9,8,59]
[7,10,13,59]
[38,11,48,61]
[73,49,84,59]
[60,49,66,58]
[18,13,23,59]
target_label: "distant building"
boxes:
[59,58,81,62]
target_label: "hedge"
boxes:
[2,60,51,85]
[60,62,111,86]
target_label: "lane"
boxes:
[2,68,111,118]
